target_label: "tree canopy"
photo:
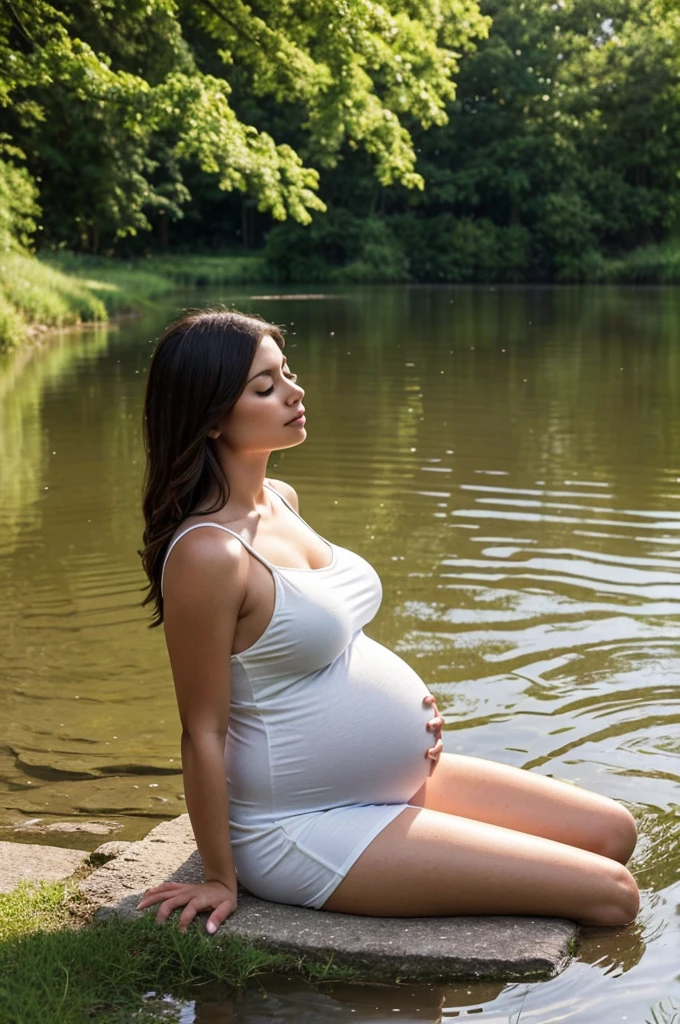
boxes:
[1,0,678,281]
[0,0,488,249]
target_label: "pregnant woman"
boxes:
[138,309,639,934]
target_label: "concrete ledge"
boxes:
[78,815,578,981]
[0,841,87,893]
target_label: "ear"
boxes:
[207,429,220,440]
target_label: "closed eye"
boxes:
[255,370,298,396]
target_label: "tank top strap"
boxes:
[160,521,275,599]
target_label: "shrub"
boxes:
[263,208,364,282]
[331,218,408,283]
[390,214,531,283]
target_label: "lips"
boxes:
[286,408,306,425]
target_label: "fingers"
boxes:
[136,883,238,935]
[426,736,444,777]
[206,900,234,935]
[426,738,444,760]
[423,694,442,721]
[156,892,195,925]
[177,899,202,933]
[426,716,443,732]
[136,882,184,910]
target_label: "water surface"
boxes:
[0,285,678,1022]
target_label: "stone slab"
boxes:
[0,840,87,893]
[79,815,578,981]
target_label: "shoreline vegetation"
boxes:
[3,0,679,356]
[2,242,680,353]
[0,877,362,1024]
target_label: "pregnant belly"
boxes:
[227,632,433,820]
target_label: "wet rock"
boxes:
[89,841,133,865]
[13,819,122,836]
[0,841,86,893]
[79,815,578,981]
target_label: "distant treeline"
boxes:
[2,0,679,287]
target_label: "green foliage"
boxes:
[534,189,602,281]
[0,253,174,350]
[0,153,39,255]
[51,252,268,287]
[263,208,532,283]
[0,253,106,332]
[332,217,408,283]
[2,0,679,282]
[263,208,364,282]
[137,254,267,287]
[390,215,531,282]
[603,242,680,284]
[0,293,26,349]
[0,880,74,943]
[0,0,488,255]
[374,0,680,280]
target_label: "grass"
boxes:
[141,253,268,287]
[0,252,174,351]
[0,880,362,1024]
[0,250,271,351]
[47,251,269,289]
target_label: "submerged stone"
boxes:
[79,815,578,981]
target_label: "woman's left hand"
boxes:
[423,694,443,776]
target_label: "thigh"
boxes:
[320,805,639,926]
[407,753,637,864]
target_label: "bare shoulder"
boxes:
[266,477,300,512]
[163,525,249,615]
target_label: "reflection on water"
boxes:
[1,286,678,1020]
[140,899,670,1023]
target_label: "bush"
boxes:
[0,156,39,255]
[603,242,680,283]
[390,214,531,283]
[263,208,364,282]
[331,218,408,283]
[534,189,602,280]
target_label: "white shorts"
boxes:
[230,802,410,909]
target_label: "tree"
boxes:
[0,0,488,251]
[371,0,680,279]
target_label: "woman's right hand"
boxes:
[136,879,238,934]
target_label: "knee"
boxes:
[583,863,640,927]
[593,804,638,864]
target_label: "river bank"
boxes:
[0,252,268,352]
[2,241,680,353]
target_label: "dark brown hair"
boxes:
[139,308,285,627]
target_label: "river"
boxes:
[0,284,678,1022]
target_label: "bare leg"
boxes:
[320,806,639,925]
[407,753,637,864]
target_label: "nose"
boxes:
[287,378,304,401]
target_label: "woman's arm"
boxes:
[137,528,249,933]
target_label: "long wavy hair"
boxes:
[139,308,285,627]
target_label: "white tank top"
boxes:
[160,483,383,677]
[160,483,433,823]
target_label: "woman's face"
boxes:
[211,334,306,453]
